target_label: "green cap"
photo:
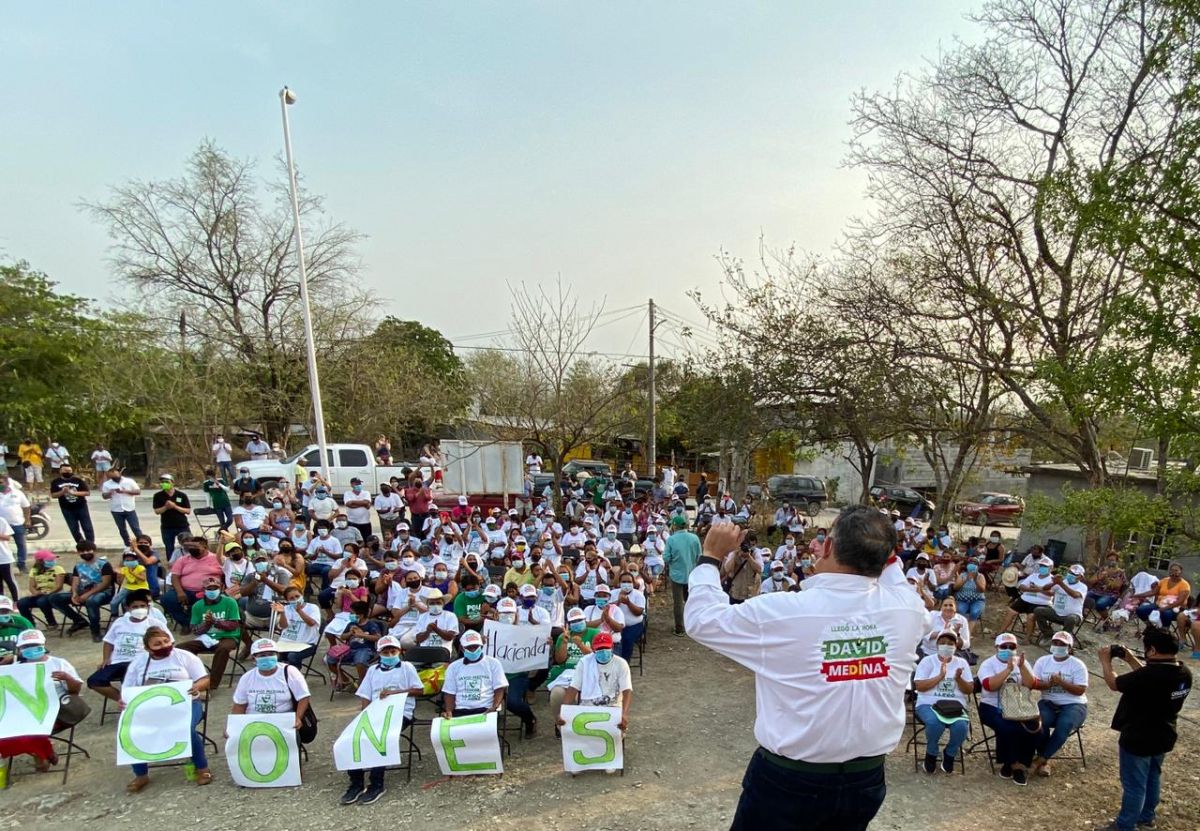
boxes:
[670,514,688,529]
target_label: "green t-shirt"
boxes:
[0,613,34,642]
[203,479,232,509]
[548,626,598,682]
[453,591,484,622]
[189,595,241,639]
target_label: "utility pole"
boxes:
[648,298,657,480]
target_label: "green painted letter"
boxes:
[237,721,289,783]
[352,706,393,763]
[118,686,188,761]
[439,714,497,772]
[571,711,616,766]
[0,664,51,724]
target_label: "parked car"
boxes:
[956,492,1025,526]
[765,475,828,516]
[868,483,936,521]
[561,460,613,481]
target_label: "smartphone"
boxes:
[1110,644,1126,660]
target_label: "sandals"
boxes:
[195,769,213,786]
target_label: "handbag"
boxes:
[57,693,92,727]
[999,681,1040,722]
[931,699,965,720]
[326,642,351,662]
[287,666,318,744]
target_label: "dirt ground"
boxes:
[4,584,1199,830]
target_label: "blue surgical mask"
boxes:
[966,564,978,574]
[20,646,47,661]
[0,614,11,624]
[594,597,609,608]
[44,559,57,567]
[379,654,401,669]
[123,559,137,569]
[256,656,278,672]
[1050,645,1069,659]
[258,535,271,546]
[1066,575,1078,584]
[569,621,586,633]
[594,648,613,665]
[463,646,483,661]
[541,586,555,596]
[815,534,826,543]
[254,561,269,574]
[204,589,221,601]
[272,501,283,510]
[996,648,1014,662]
[1038,566,1051,577]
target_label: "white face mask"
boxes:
[128,607,149,622]
[936,644,955,659]
[499,613,516,624]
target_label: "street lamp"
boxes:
[279,86,331,480]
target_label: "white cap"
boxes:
[249,638,277,656]
[460,630,483,647]
[16,629,46,647]
[566,607,587,621]
[994,632,1018,647]
[594,583,612,595]
[606,525,618,533]
[483,584,501,599]
[1068,564,1085,576]
[507,508,518,516]
[397,522,410,531]
[514,536,527,545]
[770,561,785,571]
[519,583,537,597]
[0,595,13,612]
[1039,556,1055,566]
[1050,631,1074,647]
[497,597,517,612]
[377,635,403,650]
[458,495,469,505]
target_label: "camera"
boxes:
[1109,644,1126,660]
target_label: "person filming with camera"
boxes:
[1097,627,1192,831]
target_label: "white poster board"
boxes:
[116,681,193,765]
[332,695,409,771]
[0,662,60,739]
[430,711,503,776]
[482,620,552,673]
[560,705,624,773]
[224,713,301,788]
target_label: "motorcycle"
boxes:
[28,501,50,540]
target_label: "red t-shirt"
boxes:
[404,486,432,514]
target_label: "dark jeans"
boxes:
[218,461,235,483]
[0,564,16,600]
[178,637,239,688]
[162,587,199,627]
[283,644,317,669]
[619,621,644,661]
[978,702,1038,767]
[10,523,26,570]
[506,673,536,725]
[161,525,190,560]
[111,510,143,546]
[214,504,233,530]
[671,580,688,634]
[351,522,372,541]
[1037,700,1086,759]
[730,749,886,831]
[1116,747,1165,830]
[409,512,429,539]
[48,591,92,628]
[132,699,207,777]
[18,592,75,625]
[307,562,333,592]
[62,506,95,544]
[347,717,411,789]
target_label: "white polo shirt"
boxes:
[685,559,925,763]
[101,477,139,513]
[0,488,30,526]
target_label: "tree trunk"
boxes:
[1156,434,1170,495]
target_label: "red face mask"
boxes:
[150,645,174,660]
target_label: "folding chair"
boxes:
[295,646,328,685]
[192,507,224,544]
[46,721,91,784]
[1048,725,1087,769]
[385,717,422,782]
[99,685,121,726]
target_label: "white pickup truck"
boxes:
[239,440,525,508]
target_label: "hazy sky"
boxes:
[2,1,978,360]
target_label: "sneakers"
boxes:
[941,753,955,774]
[1012,768,1028,786]
[999,764,1013,779]
[359,785,386,805]
[340,784,365,805]
[923,754,937,774]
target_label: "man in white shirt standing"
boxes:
[343,477,374,541]
[0,472,31,573]
[685,506,926,831]
[245,433,271,461]
[101,467,143,546]
[211,435,234,483]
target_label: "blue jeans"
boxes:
[730,748,886,831]
[1088,592,1117,612]
[933,585,952,602]
[83,590,113,635]
[506,673,535,726]
[956,598,985,621]
[62,507,95,544]
[111,510,143,546]
[1115,747,1164,830]
[619,621,644,661]
[10,523,26,570]
[218,461,235,483]
[1136,603,1179,626]
[915,704,969,758]
[283,644,317,669]
[131,699,207,777]
[162,587,197,627]
[1037,700,1087,759]
[306,562,333,591]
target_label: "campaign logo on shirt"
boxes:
[818,622,889,682]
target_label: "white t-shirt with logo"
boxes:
[569,653,632,705]
[356,662,422,718]
[232,666,311,713]
[279,602,322,645]
[442,656,508,709]
[1018,573,1054,606]
[977,654,1022,708]
[1032,654,1089,705]
[125,648,208,686]
[103,614,164,664]
[1050,580,1087,618]
[585,603,625,644]
[412,609,460,648]
[388,585,431,635]
[614,587,646,626]
[913,654,974,708]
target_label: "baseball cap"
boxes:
[1068,564,1085,576]
[605,525,618,533]
[1051,631,1074,647]
[519,583,537,597]
[566,607,586,622]
[224,542,243,554]
[592,632,614,650]
[514,536,527,546]
[507,509,518,517]
[458,495,469,505]
[0,595,12,612]
[594,584,612,596]
[377,635,403,651]
[497,597,517,612]
[201,576,222,589]
[397,522,410,531]
[350,476,362,484]
[16,629,47,647]
[770,561,785,572]
[670,514,687,529]
[994,633,1018,648]
[483,584,502,600]
[249,638,277,656]
[460,630,483,648]
[159,473,174,482]
[33,550,55,562]
[1039,556,1055,566]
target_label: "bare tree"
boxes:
[85,140,371,444]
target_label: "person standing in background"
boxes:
[17,438,43,492]
[661,513,700,636]
[0,472,31,573]
[101,467,143,546]
[44,440,70,475]
[1099,629,1192,831]
[211,435,234,483]
[685,507,926,831]
[90,443,113,487]
[50,463,94,544]
[245,433,271,461]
